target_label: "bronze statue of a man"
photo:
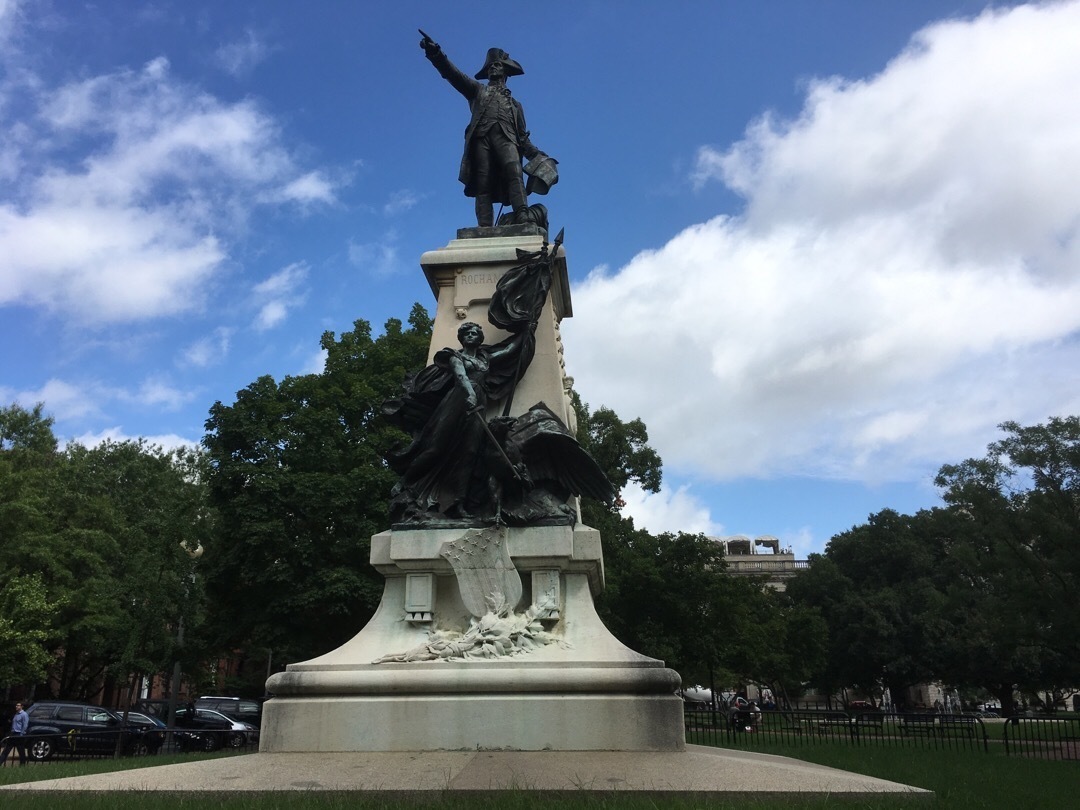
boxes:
[420,32,556,227]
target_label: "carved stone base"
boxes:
[261,525,685,752]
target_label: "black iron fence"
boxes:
[1003,716,1080,761]
[686,708,1080,761]
[0,726,258,766]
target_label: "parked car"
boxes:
[846,700,878,711]
[24,701,156,761]
[174,707,257,751]
[122,710,165,728]
[196,696,263,728]
[119,711,167,753]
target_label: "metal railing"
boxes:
[724,559,810,573]
[1002,715,1080,761]
[686,708,991,754]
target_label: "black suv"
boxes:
[25,701,157,761]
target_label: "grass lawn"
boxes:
[0,742,1074,809]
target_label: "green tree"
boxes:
[201,307,432,676]
[1,402,213,700]
[786,417,1080,713]
[598,529,728,675]
[0,402,58,458]
[786,509,948,707]
[0,574,57,687]
[736,588,828,709]
[0,403,62,693]
[0,403,58,584]
[933,417,1080,713]
[43,440,210,701]
[573,395,662,496]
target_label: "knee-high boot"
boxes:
[474,194,494,227]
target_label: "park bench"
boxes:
[899,715,939,736]
[812,714,852,738]
[849,712,886,739]
[939,716,981,739]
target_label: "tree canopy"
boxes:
[200,306,433,680]
[0,403,211,701]
[787,417,1080,712]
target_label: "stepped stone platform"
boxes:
[2,746,930,798]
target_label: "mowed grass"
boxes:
[0,741,1075,809]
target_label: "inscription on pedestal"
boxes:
[459,270,502,287]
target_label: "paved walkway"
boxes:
[1,745,930,797]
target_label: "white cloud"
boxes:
[252,262,306,297]
[119,376,197,411]
[180,327,234,368]
[383,189,421,216]
[251,261,307,331]
[255,301,288,331]
[348,234,401,276]
[4,374,198,432]
[214,29,271,78]
[272,171,337,206]
[778,527,817,561]
[619,481,724,537]
[3,378,101,422]
[301,347,328,375]
[566,1,1080,486]
[68,427,197,453]
[0,54,338,324]
[0,0,24,51]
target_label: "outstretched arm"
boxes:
[419,32,478,100]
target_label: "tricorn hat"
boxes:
[524,154,559,196]
[475,48,524,80]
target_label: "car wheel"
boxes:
[227,732,246,748]
[201,733,221,752]
[129,741,151,757]
[175,733,195,753]
[29,738,55,761]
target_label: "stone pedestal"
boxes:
[419,230,574,427]
[261,231,685,752]
[262,525,684,752]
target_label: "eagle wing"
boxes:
[507,403,616,506]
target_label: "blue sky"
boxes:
[4,0,1080,557]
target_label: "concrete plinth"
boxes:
[262,694,683,752]
[262,525,685,752]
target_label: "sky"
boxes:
[3,0,1080,558]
